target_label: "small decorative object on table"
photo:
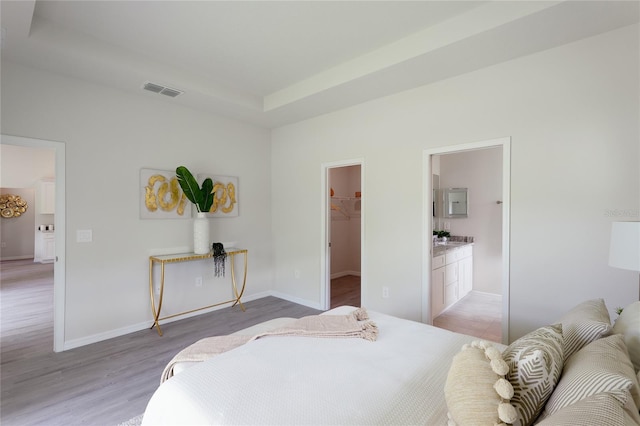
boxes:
[212,242,227,277]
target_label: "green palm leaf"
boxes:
[200,178,214,212]
[176,166,204,212]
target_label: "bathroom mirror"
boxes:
[443,188,468,218]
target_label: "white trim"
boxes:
[1,255,34,261]
[1,134,66,352]
[320,159,365,311]
[423,137,511,345]
[269,291,324,311]
[62,291,295,349]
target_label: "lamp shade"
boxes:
[609,221,640,272]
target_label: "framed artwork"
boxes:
[140,168,191,219]
[198,174,239,217]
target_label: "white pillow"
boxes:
[612,301,640,372]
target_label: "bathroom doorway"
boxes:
[423,138,510,344]
[321,160,364,310]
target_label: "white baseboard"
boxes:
[469,290,503,299]
[263,291,324,310]
[62,292,319,350]
[0,255,34,261]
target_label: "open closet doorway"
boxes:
[423,137,510,345]
[322,161,364,310]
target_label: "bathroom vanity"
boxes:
[431,242,473,320]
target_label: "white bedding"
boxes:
[142,307,501,425]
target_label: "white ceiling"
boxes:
[1,1,638,128]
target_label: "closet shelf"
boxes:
[330,196,361,220]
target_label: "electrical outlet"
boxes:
[382,287,389,298]
[444,222,450,230]
[0,242,6,248]
[195,276,203,287]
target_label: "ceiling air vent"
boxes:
[142,81,184,98]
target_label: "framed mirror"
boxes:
[443,188,468,218]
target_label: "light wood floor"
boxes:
[330,275,361,308]
[1,261,498,425]
[0,259,321,426]
[433,291,503,343]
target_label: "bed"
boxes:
[142,301,640,426]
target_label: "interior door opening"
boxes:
[423,138,510,344]
[322,160,364,311]
[1,135,66,352]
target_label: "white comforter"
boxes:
[142,307,494,425]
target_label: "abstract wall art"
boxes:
[198,174,239,217]
[140,168,191,219]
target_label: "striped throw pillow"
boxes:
[535,391,639,426]
[502,324,563,426]
[558,298,612,361]
[542,334,640,417]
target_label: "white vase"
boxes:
[193,212,210,254]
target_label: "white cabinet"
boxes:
[431,256,445,318]
[444,262,458,306]
[38,181,55,214]
[431,244,473,320]
[458,246,473,299]
[34,232,55,263]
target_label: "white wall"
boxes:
[2,24,638,347]
[1,62,272,345]
[438,148,503,294]
[271,24,640,341]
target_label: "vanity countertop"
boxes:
[432,241,473,257]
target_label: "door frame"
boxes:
[320,158,365,311]
[422,137,511,344]
[1,134,66,352]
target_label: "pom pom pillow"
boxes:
[445,340,516,425]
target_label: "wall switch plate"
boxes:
[294,269,301,279]
[195,276,203,287]
[76,229,92,243]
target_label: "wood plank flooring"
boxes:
[330,275,361,309]
[432,291,502,343]
[1,261,498,425]
[0,259,321,426]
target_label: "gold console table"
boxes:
[148,249,248,336]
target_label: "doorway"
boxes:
[321,159,364,311]
[0,135,66,352]
[423,137,510,344]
